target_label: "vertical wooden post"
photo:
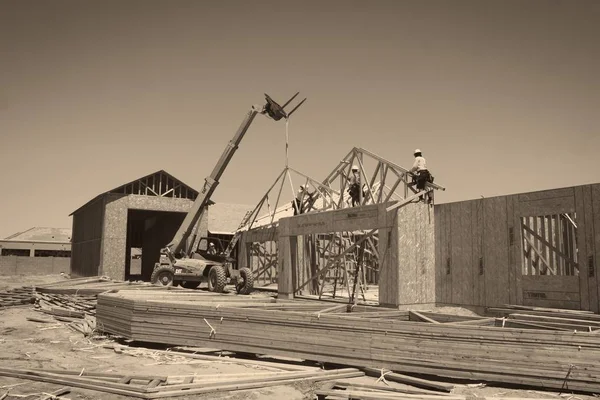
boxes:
[277,219,295,299]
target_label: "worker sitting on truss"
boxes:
[409,149,434,203]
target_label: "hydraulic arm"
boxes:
[163,93,306,263]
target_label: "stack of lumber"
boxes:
[35,276,174,296]
[0,286,35,308]
[97,290,600,394]
[317,381,463,400]
[317,381,561,400]
[0,366,363,399]
[488,304,600,332]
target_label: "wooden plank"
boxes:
[512,196,524,305]
[434,206,444,304]
[471,200,484,306]
[591,184,600,313]
[362,367,453,392]
[408,311,440,324]
[517,187,576,202]
[506,195,517,304]
[443,204,452,304]
[484,197,509,307]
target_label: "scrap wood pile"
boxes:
[23,276,181,337]
[0,286,35,308]
[97,290,600,394]
[0,366,363,399]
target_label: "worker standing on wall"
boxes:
[293,185,313,215]
[346,165,361,207]
[409,149,433,203]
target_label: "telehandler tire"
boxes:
[236,267,254,295]
[208,265,226,293]
[151,265,175,287]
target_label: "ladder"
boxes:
[224,210,254,258]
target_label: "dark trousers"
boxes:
[349,184,360,206]
[415,170,431,191]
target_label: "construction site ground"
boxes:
[0,274,596,400]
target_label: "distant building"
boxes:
[0,227,71,276]
[0,227,71,257]
[69,169,253,282]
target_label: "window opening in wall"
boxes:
[34,250,71,258]
[520,213,579,276]
[1,249,30,257]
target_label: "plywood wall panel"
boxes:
[442,204,452,304]
[589,185,600,312]
[470,200,485,306]
[483,197,510,307]
[434,206,444,303]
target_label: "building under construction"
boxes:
[234,147,600,312]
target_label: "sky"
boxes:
[1,0,599,238]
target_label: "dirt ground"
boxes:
[0,274,597,400]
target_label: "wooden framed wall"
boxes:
[435,183,600,312]
[274,201,435,307]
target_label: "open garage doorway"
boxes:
[125,209,187,281]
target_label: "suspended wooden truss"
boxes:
[237,147,445,300]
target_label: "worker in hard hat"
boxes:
[207,242,217,255]
[409,149,433,203]
[346,165,361,207]
[293,185,313,215]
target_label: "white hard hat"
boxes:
[209,242,215,246]
[414,149,421,154]
[351,165,358,170]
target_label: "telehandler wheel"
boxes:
[181,281,201,289]
[208,265,226,293]
[151,265,175,287]
[236,267,254,295]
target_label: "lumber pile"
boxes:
[316,381,561,400]
[0,366,363,399]
[35,275,173,296]
[97,290,600,394]
[0,286,36,308]
[487,304,600,332]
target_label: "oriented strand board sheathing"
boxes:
[435,183,600,311]
[483,196,510,307]
[451,202,473,305]
[506,195,518,305]
[395,202,435,305]
[71,196,105,277]
[470,200,485,307]
[102,194,201,280]
[588,185,600,312]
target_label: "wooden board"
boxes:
[591,184,600,313]
[483,196,510,307]
[471,199,485,306]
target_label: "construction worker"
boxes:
[409,149,433,203]
[346,166,361,207]
[293,185,313,215]
[207,242,217,255]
